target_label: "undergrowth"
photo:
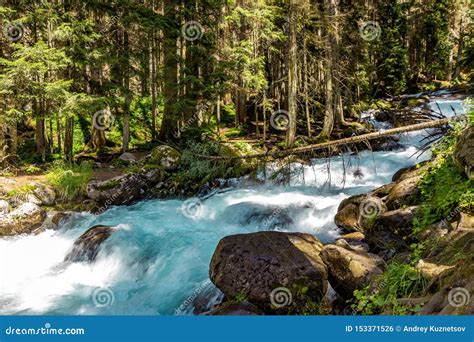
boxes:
[352,262,426,315]
[46,161,93,201]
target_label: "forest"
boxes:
[0,0,472,162]
[0,0,473,316]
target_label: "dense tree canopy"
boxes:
[0,0,472,162]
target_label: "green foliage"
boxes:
[412,129,474,235]
[23,165,42,174]
[46,161,93,201]
[180,142,242,185]
[352,262,426,315]
[7,184,35,198]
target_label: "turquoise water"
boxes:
[0,97,470,315]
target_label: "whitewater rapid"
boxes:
[0,97,470,315]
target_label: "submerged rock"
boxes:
[321,244,384,299]
[0,203,46,236]
[209,231,327,310]
[51,211,73,226]
[219,202,311,229]
[65,225,115,262]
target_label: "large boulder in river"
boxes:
[65,225,115,262]
[321,244,384,299]
[209,232,328,310]
[86,173,149,208]
[454,126,474,180]
[0,202,46,236]
[148,145,181,172]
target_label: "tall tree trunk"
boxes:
[122,30,131,152]
[286,0,298,147]
[151,27,158,140]
[303,36,311,138]
[160,0,179,141]
[64,116,74,162]
[34,98,46,161]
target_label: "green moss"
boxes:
[97,179,121,190]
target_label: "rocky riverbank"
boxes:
[205,125,473,315]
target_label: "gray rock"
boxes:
[376,206,419,236]
[0,199,11,215]
[148,145,181,172]
[25,193,42,205]
[32,182,56,206]
[86,173,148,206]
[0,203,46,236]
[385,176,421,210]
[119,152,137,163]
[454,126,474,180]
[321,244,384,299]
[209,231,328,310]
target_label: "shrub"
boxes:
[46,161,93,201]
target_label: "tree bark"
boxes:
[286,0,298,147]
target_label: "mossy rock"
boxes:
[148,145,182,172]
